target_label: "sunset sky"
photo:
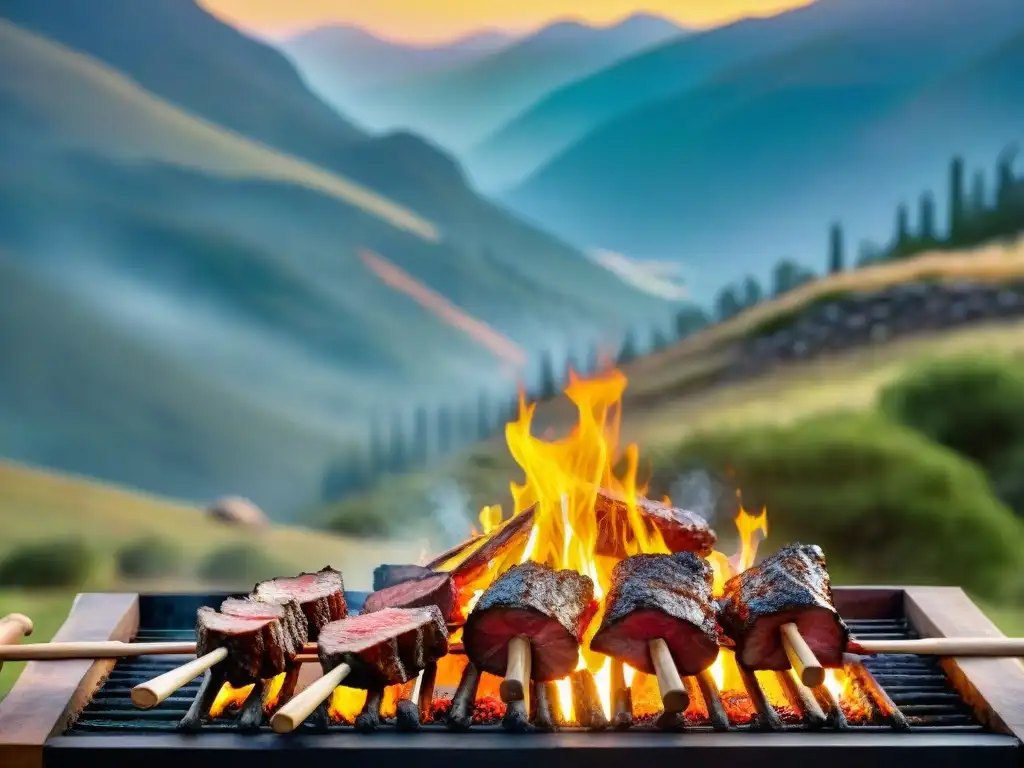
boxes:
[199,0,814,43]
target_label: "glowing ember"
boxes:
[208,671,289,718]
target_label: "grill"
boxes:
[1,587,1022,768]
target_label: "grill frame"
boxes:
[0,587,1021,768]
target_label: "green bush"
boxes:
[661,412,1024,598]
[115,537,181,579]
[0,538,94,588]
[197,542,286,585]
[878,355,1024,472]
[326,501,393,538]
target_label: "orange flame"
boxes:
[207,671,288,718]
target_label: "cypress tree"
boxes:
[411,405,429,466]
[895,203,910,249]
[458,402,476,442]
[675,306,709,338]
[919,192,936,241]
[388,411,407,473]
[828,222,845,273]
[970,169,986,213]
[436,404,453,456]
[616,329,638,364]
[715,285,743,321]
[949,155,965,243]
[650,325,669,352]
[476,391,491,440]
[368,411,385,475]
[537,350,558,399]
[996,147,1016,211]
[741,276,762,308]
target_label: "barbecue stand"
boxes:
[0,587,1021,768]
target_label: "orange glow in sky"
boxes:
[199,0,815,43]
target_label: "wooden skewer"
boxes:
[131,648,228,709]
[853,637,1024,657]
[499,635,531,702]
[648,638,689,714]
[781,622,825,688]
[0,640,318,661]
[0,613,33,674]
[270,663,351,734]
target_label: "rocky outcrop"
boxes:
[207,496,269,528]
[726,279,1024,380]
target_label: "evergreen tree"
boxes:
[368,411,386,474]
[895,203,910,249]
[996,147,1016,211]
[949,155,965,243]
[675,306,709,338]
[458,402,476,442]
[919,192,936,241]
[476,391,491,440]
[436,404,454,456]
[741,276,763,308]
[650,325,670,352]
[970,169,986,213]
[585,340,600,374]
[388,411,407,473]
[411,405,429,466]
[616,329,638,364]
[858,240,880,266]
[537,350,558,399]
[715,285,743,321]
[828,222,845,273]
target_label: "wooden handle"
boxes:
[649,638,689,714]
[0,640,319,661]
[781,622,825,688]
[0,613,33,645]
[499,636,531,702]
[855,637,1024,657]
[270,663,351,733]
[131,648,229,709]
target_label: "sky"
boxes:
[199,0,814,43]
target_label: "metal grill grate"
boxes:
[67,609,980,734]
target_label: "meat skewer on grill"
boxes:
[361,572,457,623]
[463,561,596,703]
[717,543,848,687]
[270,604,449,733]
[590,552,721,714]
[254,566,348,639]
[132,595,307,714]
[594,490,717,557]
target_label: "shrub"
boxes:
[0,538,94,588]
[197,542,285,585]
[660,412,1024,598]
[115,537,181,580]
[878,355,1024,471]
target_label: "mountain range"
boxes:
[282,14,687,154]
[0,0,677,517]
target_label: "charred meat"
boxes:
[463,561,597,682]
[717,543,849,670]
[361,572,457,622]
[373,564,435,591]
[591,552,720,676]
[594,490,716,557]
[220,596,308,650]
[254,566,347,639]
[318,605,449,690]
[195,602,304,688]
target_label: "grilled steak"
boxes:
[196,604,303,687]
[221,596,308,652]
[717,543,849,670]
[590,552,720,675]
[361,572,457,622]
[373,564,434,591]
[318,605,449,690]
[463,561,597,682]
[595,490,716,557]
[254,566,347,639]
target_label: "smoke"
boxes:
[669,468,730,527]
[423,479,476,549]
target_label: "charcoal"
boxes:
[463,561,596,682]
[591,552,720,676]
[318,605,449,690]
[361,572,457,622]
[530,681,559,731]
[354,687,384,733]
[446,661,481,731]
[254,566,347,639]
[717,543,849,670]
[594,490,716,557]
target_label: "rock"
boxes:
[207,496,268,528]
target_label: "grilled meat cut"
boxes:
[254,566,347,639]
[594,490,716,558]
[717,543,849,670]
[591,552,721,676]
[318,605,449,690]
[196,602,304,687]
[221,596,308,651]
[463,561,597,682]
[373,564,435,591]
[361,572,457,622]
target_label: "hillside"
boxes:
[502,0,1024,299]
[338,15,685,154]
[0,19,683,516]
[278,25,513,106]
[472,0,1021,192]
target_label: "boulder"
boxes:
[207,496,268,528]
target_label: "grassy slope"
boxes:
[0,461,421,698]
[0,20,435,240]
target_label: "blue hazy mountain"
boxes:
[314,14,687,154]
[500,0,1024,301]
